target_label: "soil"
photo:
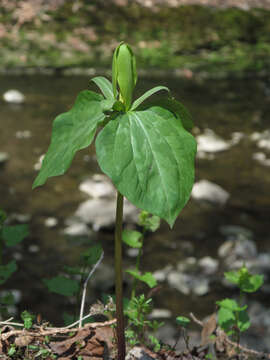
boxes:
[1,315,269,359]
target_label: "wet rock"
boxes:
[191,179,230,205]
[153,265,173,282]
[74,198,139,231]
[251,130,270,150]
[126,247,140,257]
[63,222,91,236]
[218,238,257,268]
[79,174,114,198]
[3,89,25,104]
[196,129,231,153]
[15,130,31,139]
[167,271,209,296]
[198,256,219,275]
[149,308,172,319]
[44,217,58,227]
[0,152,9,166]
[28,245,40,253]
[253,152,270,166]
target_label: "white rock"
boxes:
[44,217,58,227]
[153,265,173,282]
[251,130,270,150]
[191,179,230,205]
[198,256,219,275]
[253,152,270,166]
[79,174,114,198]
[126,248,140,257]
[196,129,231,153]
[62,222,91,236]
[74,198,139,230]
[15,130,31,139]
[0,152,9,164]
[149,308,172,319]
[28,245,40,253]
[167,271,209,296]
[3,89,25,104]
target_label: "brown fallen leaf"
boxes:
[200,312,217,346]
[50,327,93,355]
[15,334,34,347]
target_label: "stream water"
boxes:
[1,73,270,346]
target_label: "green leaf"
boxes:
[96,105,196,227]
[216,298,246,312]
[138,211,160,232]
[176,316,190,328]
[0,260,17,285]
[43,276,79,296]
[122,230,142,248]
[91,76,114,100]
[140,97,194,132]
[237,309,250,332]
[130,86,169,111]
[217,306,235,333]
[2,224,29,247]
[225,267,264,293]
[33,90,105,188]
[21,310,35,329]
[81,244,103,266]
[126,270,157,288]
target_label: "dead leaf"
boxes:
[50,327,93,355]
[15,335,34,347]
[201,312,217,346]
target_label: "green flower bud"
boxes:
[112,42,137,111]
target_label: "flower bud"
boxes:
[112,42,137,111]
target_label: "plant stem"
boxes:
[114,191,125,360]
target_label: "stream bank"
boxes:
[1,1,270,76]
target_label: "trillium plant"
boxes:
[33,43,197,359]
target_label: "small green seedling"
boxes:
[125,294,163,350]
[21,310,35,329]
[176,316,190,328]
[33,42,196,359]
[217,266,264,344]
[224,265,264,294]
[175,316,191,350]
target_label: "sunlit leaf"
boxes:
[130,86,169,111]
[96,105,196,227]
[91,76,114,100]
[176,316,190,328]
[122,230,142,248]
[33,90,105,188]
[126,270,157,288]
